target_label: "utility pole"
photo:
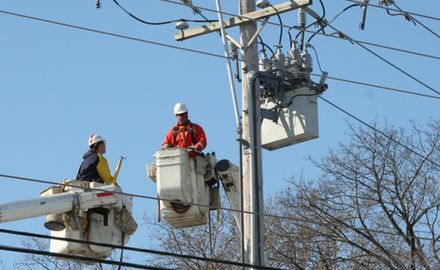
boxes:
[239,0,265,267]
[174,1,312,268]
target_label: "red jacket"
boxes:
[162,121,207,152]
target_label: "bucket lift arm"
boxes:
[0,185,119,224]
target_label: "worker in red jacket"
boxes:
[162,102,207,156]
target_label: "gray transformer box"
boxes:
[261,86,319,151]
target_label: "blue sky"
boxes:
[0,0,439,267]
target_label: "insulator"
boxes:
[175,21,189,30]
[301,49,313,75]
[287,41,300,67]
[298,8,306,27]
[272,47,285,72]
[259,51,272,72]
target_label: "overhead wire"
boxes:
[159,0,440,61]
[0,5,438,165]
[268,4,284,47]
[1,9,435,102]
[1,184,438,246]
[319,96,440,169]
[0,9,227,60]
[1,172,439,242]
[312,73,440,100]
[388,2,440,39]
[159,0,440,96]
[0,1,439,261]
[306,3,359,44]
[0,228,279,270]
[344,0,440,21]
[325,23,440,96]
[1,4,438,63]
[0,244,174,270]
[294,0,327,43]
[111,0,216,25]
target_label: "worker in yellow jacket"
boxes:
[76,134,116,185]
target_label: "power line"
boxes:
[161,0,440,96]
[0,10,436,103]
[0,9,227,60]
[160,0,440,61]
[1,173,438,242]
[1,197,437,249]
[326,24,440,96]
[319,96,440,169]
[111,0,216,25]
[344,0,440,21]
[389,2,440,39]
[306,28,440,61]
[0,244,174,270]
[313,73,440,100]
[0,228,280,270]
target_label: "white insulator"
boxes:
[259,52,272,72]
[298,8,306,27]
[301,49,313,74]
[287,41,300,66]
[273,47,285,71]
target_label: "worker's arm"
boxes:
[193,124,207,151]
[162,128,175,149]
[96,154,116,185]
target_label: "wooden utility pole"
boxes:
[239,0,265,266]
[174,1,312,268]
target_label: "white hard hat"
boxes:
[174,102,188,114]
[88,134,105,147]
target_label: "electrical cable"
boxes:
[0,6,438,163]
[112,0,217,25]
[1,6,438,62]
[0,228,280,270]
[345,0,440,21]
[303,26,439,60]
[307,3,360,44]
[0,9,437,108]
[390,2,440,39]
[325,24,440,96]
[0,1,440,260]
[160,0,440,60]
[4,6,438,100]
[163,0,440,91]
[319,96,440,169]
[0,9,228,60]
[293,0,327,43]
[258,34,274,54]
[1,204,438,249]
[307,44,324,72]
[312,73,440,100]
[0,244,174,270]
[268,4,283,47]
[3,7,435,102]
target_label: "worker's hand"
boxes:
[162,144,171,149]
[187,145,198,152]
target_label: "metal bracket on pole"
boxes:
[175,0,312,41]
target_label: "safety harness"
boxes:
[172,123,197,147]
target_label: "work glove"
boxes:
[187,145,198,152]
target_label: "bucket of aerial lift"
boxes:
[261,86,319,150]
[151,148,214,228]
[41,180,137,260]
